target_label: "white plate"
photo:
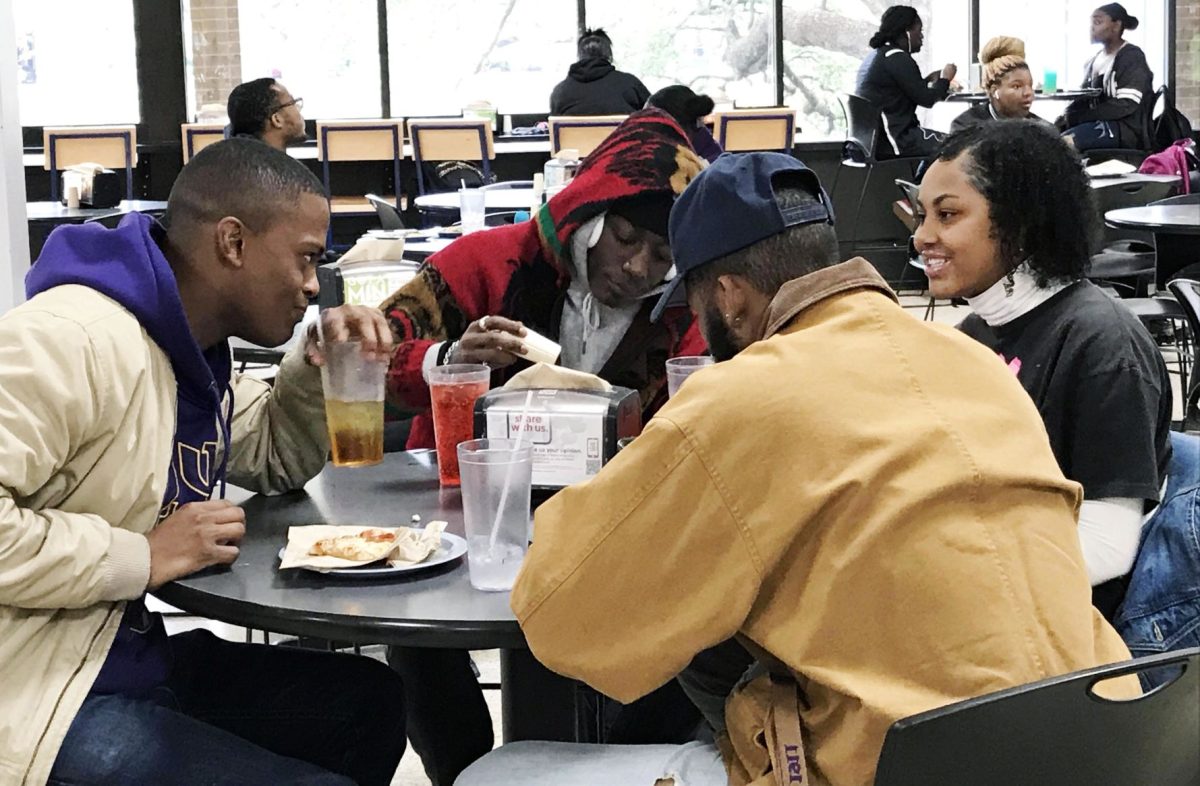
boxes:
[278,531,467,578]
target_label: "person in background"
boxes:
[856,4,957,157]
[381,108,707,785]
[951,37,1048,133]
[0,139,404,785]
[915,120,1171,620]
[646,85,723,163]
[550,28,651,116]
[455,151,1137,786]
[227,77,307,152]
[1056,3,1154,152]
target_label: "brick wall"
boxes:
[187,0,241,117]
[1178,0,1199,124]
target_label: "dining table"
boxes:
[155,451,582,743]
[946,87,1102,103]
[1105,205,1200,287]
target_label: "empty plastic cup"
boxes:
[426,363,491,485]
[319,340,387,467]
[459,188,486,234]
[458,438,532,592]
[666,356,715,398]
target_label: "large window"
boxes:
[182,0,381,122]
[781,0,970,139]
[587,0,777,111]
[979,0,1168,94]
[14,0,139,126]
[387,0,576,117]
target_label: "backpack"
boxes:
[1139,138,1198,194]
[421,160,494,192]
[1149,86,1195,153]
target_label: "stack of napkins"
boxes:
[1085,159,1137,177]
[339,236,406,265]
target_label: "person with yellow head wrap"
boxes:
[951,36,1047,133]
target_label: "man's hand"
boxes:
[147,500,246,590]
[449,316,528,369]
[305,305,394,366]
[940,63,958,82]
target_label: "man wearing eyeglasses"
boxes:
[227,77,307,152]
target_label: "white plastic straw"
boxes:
[486,388,535,554]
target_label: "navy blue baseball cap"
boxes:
[651,152,835,321]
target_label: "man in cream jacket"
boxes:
[458,153,1137,786]
[0,139,404,784]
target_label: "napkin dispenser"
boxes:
[61,163,122,208]
[473,386,641,489]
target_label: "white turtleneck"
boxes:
[966,265,1145,586]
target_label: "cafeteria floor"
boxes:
[149,294,1187,785]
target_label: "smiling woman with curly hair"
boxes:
[914,119,1172,619]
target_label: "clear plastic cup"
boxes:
[319,341,387,467]
[459,188,486,234]
[666,356,715,398]
[458,438,532,592]
[426,363,491,485]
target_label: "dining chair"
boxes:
[707,108,797,153]
[180,122,226,164]
[43,125,138,202]
[874,648,1200,786]
[547,115,627,157]
[315,119,406,216]
[407,117,495,196]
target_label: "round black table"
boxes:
[1105,206,1200,287]
[155,451,578,742]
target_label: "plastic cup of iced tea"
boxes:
[320,340,387,467]
[426,363,491,485]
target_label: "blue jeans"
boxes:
[1063,120,1121,151]
[49,630,406,785]
[1115,432,1200,689]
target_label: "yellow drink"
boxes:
[325,399,384,467]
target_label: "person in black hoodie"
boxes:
[856,5,958,158]
[1057,3,1154,152]
[10,139,405,785]
[549,28,650,116]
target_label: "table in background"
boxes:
[414,187,536,214]
[1089,173,1181,189]
[155,451,578,743]
[1105,206,1200,288]
[946,88,1102,103]
[26,199,170,260]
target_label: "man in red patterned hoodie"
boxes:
[382,108,707,449]
[380,109,708,784]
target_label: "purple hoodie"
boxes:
[27,212,233,697]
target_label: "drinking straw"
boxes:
[486,388,535,554]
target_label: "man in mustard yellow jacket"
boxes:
[458,153,1136,786]
[0,139,403,784]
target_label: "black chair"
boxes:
[1168,279,1200,421]
[365,193,406,231]
[891,179,937,320]
[832,95,925,286]
[874,648,1200,786]
[1087,179,1176,297]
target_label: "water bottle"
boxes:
[543,149,581,201]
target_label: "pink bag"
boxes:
[1138,139,1197,194]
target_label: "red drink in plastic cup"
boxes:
[427,364,491,486]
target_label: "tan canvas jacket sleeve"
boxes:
[512,414,764,703]
[0,311,150,609]
[226,342,330,495]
